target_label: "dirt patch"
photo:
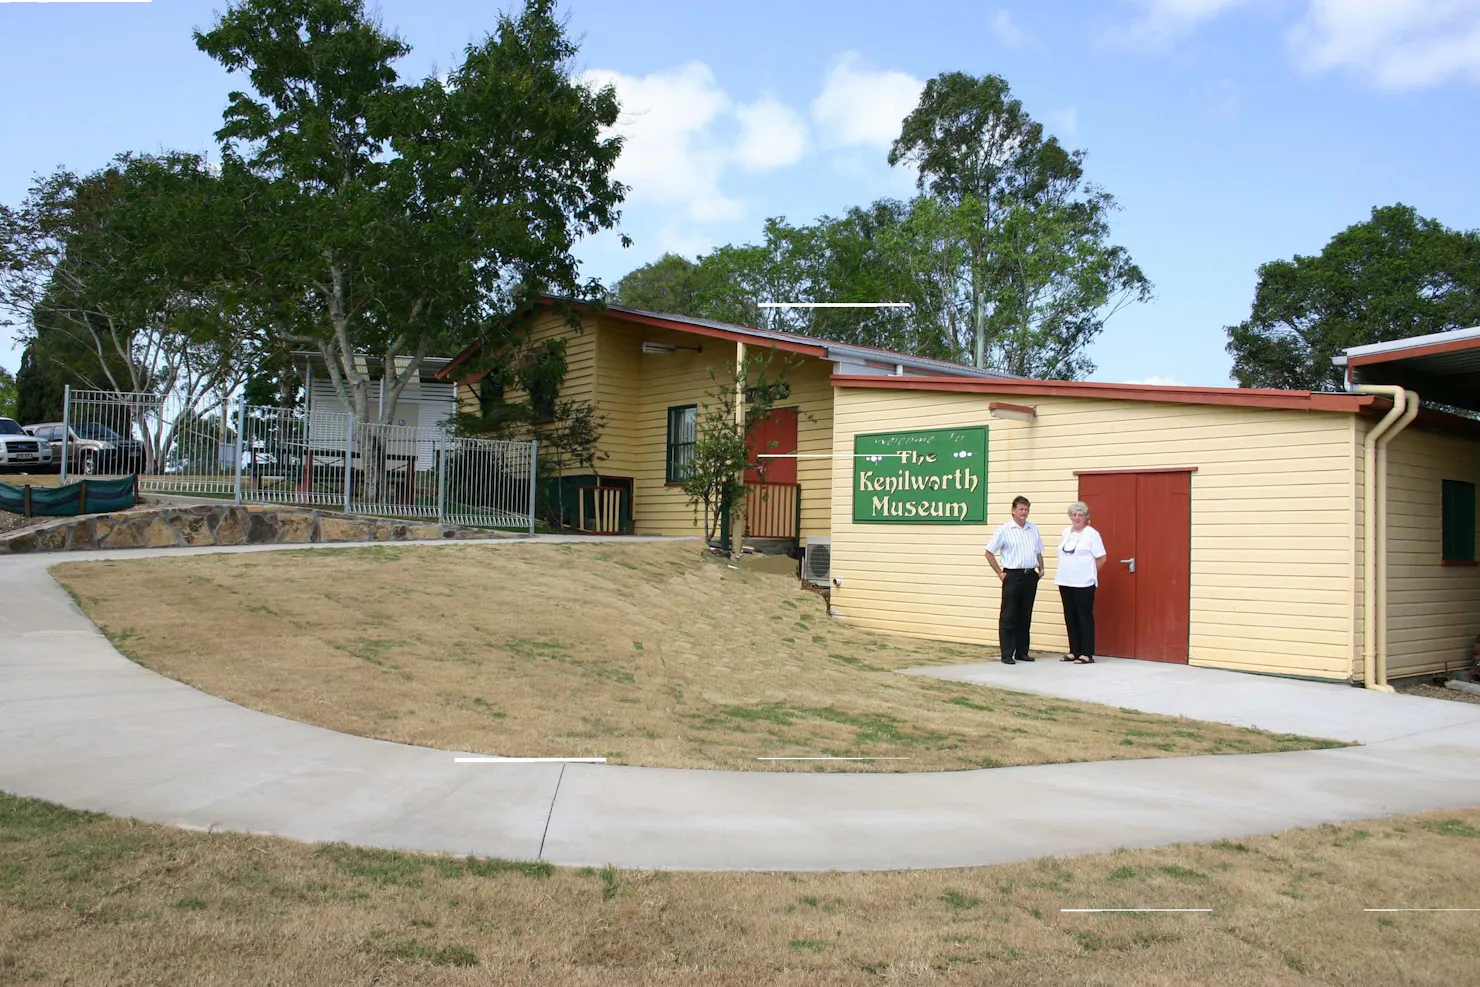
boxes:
[53,541,1345,772]
[2,791,1478,986]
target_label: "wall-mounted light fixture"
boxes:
[642,341,703,355]
[988,401,1037,423]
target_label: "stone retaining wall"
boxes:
[0,504,520,555]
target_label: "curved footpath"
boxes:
[3,538,1480,872]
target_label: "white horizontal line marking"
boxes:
[455,763,606,769]
[1061,909,1212,913]
[1364,908,1480,912]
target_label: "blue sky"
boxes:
[2,0,1478,386]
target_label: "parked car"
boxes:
[25,422,146,475]
[0,417,54,473]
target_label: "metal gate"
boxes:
[59,386,537,531]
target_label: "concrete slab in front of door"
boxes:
[901,658,1480,748]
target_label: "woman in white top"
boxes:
[1056,501,1107,664]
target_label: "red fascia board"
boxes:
[831,374,1376,413]
[1347,336,1480,366]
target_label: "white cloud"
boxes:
[1289,0,1480,90]
[811,53,925,150]
[990,9,1031,48]
[734,96,808,171]
[1124,375,1191,386]
[580,64,812,226]
[1117,0,1251,45]
[1114,0,1480,90]
[581,63,738,222]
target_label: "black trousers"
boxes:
[1059,585,1097,658]
[999,570,1040,661]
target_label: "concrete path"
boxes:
[3,540,1480,872]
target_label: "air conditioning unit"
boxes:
[801,537,831,587]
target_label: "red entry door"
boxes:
[1076,471,1191,663]
[745,408,798,484]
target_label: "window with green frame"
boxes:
[1442,479,1476,563]
[666,405,697,482]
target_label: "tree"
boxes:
[611,204,964,360]
[0,366,16,419]
[195,0,628,435]
[679,350,794,551]
[1227,204,1480,391]
[889,72,1150,376]
[0,153,260,463]
[613,253,705,315]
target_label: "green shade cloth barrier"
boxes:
[0,476,138,517]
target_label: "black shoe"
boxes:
[1017,656,1035,662]
[1002,657,1016,665]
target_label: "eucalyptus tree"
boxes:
[889,72,1150,377]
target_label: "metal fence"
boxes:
[57,386,537,531]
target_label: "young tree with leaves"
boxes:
[679,350,794,551]
[1227,204,1480,391]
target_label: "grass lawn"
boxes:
[51,541,1343,772]
[2,791,1477,985]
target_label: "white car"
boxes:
[0,417,54,473]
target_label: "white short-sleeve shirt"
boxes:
[985,520,1044,569]
[1055,525,1106,587]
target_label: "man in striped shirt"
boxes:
[984,496,1045,665]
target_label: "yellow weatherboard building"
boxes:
[445,301,1480,690]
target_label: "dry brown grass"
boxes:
[3,791,1479,986]
[52,541,1344,772]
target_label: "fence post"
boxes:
[527,439,538,536]
[436,438,448,525]
[233,395,247,505]
[343,413,355,515]
[60,384,71,484]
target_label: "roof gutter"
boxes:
[1353,385,1420,691]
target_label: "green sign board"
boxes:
[852,426,988,524]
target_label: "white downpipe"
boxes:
[1355,385,1418,691]
[1376,389,1420,689]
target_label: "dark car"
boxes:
[25,422,146,475]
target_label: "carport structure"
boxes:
[1335,325,1480,414]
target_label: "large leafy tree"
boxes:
[195,0,627,428]
[0,153,258,458]
[889,72,1150,376]
[1227,204,1480,391]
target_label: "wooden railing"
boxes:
[744,482,800,539]
[575,484,625,535]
